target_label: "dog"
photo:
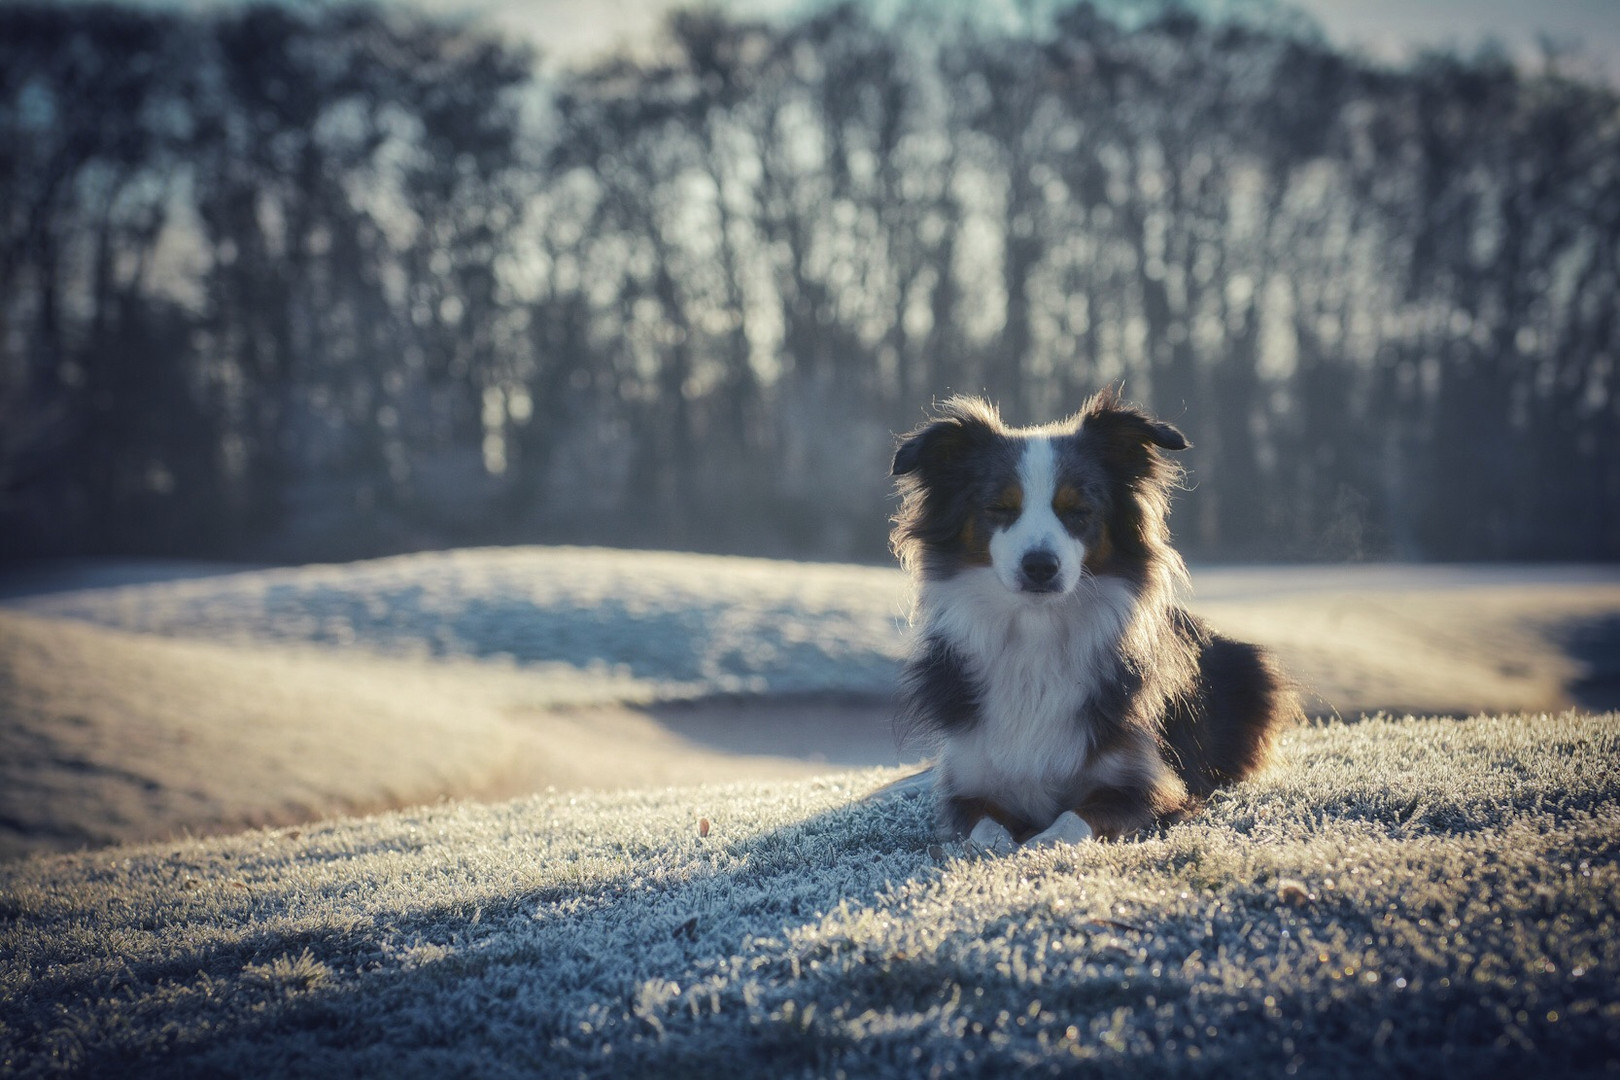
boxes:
[890,389,1298,849]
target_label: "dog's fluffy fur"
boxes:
[891,390,1298,843]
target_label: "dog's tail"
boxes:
[1162,613,1302,800]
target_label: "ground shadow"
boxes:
[1563,612,1620,711]
[0,558,267,601]
[8,781,943,1076]
[640,693,925,768]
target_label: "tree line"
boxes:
[2,1,1616,563]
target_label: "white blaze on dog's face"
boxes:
[987,437,1087,596]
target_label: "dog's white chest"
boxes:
[970,619,1093,774]
[923,570,1135,818]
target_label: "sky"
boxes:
[399,0,1620,83]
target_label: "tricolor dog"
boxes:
[891,390,1298,850]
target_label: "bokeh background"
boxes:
[3,0,1618,566]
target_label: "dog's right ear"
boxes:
[892,423,956,476]
[892,396,1002,476]
[890,434,928,476]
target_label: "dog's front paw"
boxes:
[1026,811,1094,847]
[968,816,1016,854]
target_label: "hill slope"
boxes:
[2,710,1617,1077]
[4,548,1617,859]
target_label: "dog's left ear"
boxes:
[1133,416,1189,451]
[1077,390,1189,452]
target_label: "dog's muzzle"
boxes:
[1018,549,1062,593]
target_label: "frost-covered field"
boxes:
[3,547,1617,859]
[2,547,1619,1075]
[2,712,1616,1077]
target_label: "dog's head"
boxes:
[890,390,1188,593]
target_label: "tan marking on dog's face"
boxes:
[1050,480,1113,572]
[963,483,1023,565]
[989,483,1023,521]
[988,438,1088,595]
[959,516,991,564]
[1053,484,1084,516]
[1082,526,1115,574]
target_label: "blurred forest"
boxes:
[2,1,1617,564]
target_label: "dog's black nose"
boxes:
[1020,550,1061,589]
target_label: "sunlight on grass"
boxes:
[3,712,1616,1075]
